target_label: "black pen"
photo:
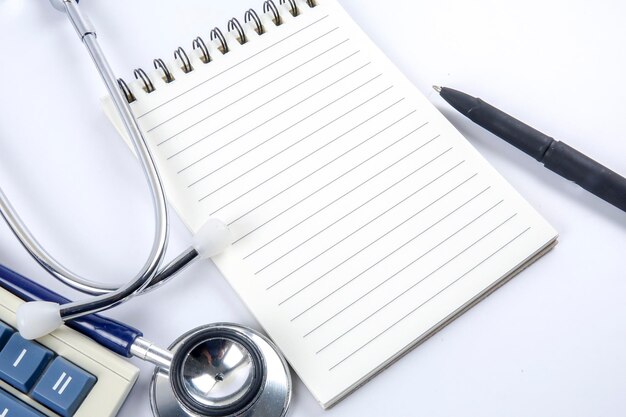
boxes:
[434,86,626,213]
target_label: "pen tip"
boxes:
[432,85,443,93]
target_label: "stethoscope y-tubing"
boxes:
[0,264,142,358]
[0,0,230,341]
[0,263,174,370]
[0,0,174,321]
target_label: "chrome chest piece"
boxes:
[150,324,291,417]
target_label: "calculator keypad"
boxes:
[0,324,12,351]
[32,358,96,417]
[0,322,96,416]
[0,334,53,393]
[0,388,45,417]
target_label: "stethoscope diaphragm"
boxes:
[150,323,291,417]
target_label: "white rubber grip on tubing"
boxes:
[192,218,232,259]
[16,301,63,340]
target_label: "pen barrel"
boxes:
[439,88,554,161]
[469,99,554,162]
[542,142,626,212]
[439,87,626,213]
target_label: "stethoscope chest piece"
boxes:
[150,324,291,417]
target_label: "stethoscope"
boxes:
[0,1,292,416]
[0,265,291,417]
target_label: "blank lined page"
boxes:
[104,0,557,407]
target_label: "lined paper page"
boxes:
[104,0,557,407]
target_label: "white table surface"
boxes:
[1,1,625,416]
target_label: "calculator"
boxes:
[0,286,139,417]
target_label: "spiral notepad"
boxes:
[103,0,558,408]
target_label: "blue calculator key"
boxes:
[0,334,53,392]
[0,323,13,350]
[32,358,96,417]
[0,388,45,417]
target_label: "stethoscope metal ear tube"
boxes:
[0,265,292,417]
[0,0,291,417]
[0,0,229,341]
[1,1,293,415]
[0,0,170,328]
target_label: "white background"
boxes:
[1,0,625,416]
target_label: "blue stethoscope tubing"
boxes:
[0,264,141,358]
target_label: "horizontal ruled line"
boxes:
[263,129,438,289]
[208,83,392,219]
[205,95,398,215]
[183,53,366,180]
[316,203,508,353]
[149,31,346,134]
[173,62,372,167]
[232,103,415,247]
[290,175,486,319]
[242,126,445,258]
[328,225,530,371]
[136,14,331,119]
[196,87,396,200]
[301,189,496,335]
[263,149,458,279]
[225,109,420,226]
[162,40,354,152]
